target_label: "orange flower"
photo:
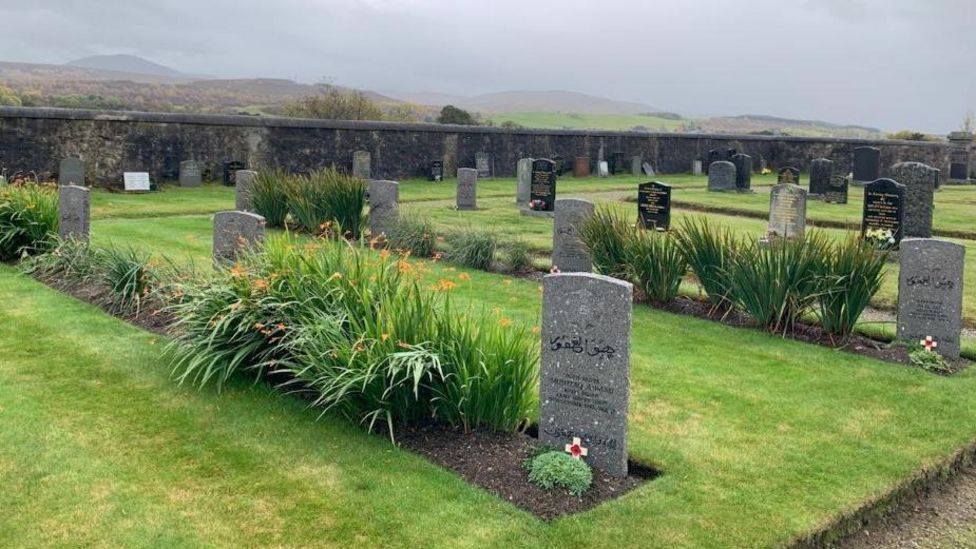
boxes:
[253,278,269,291]
[531,326,541,335]
[499,318,512,328]
[381,333,391,342]
[457,272,471,281]
[229,263,246,278]
[379,249,391,260]
[434,279,457,291]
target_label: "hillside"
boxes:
[66,54,185,78]
[385,89,657,115]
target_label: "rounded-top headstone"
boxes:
[890,162,936,239]
[552,198,595,273]
[213,211,266,264]
[707,161,736,192]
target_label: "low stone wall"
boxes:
[0,107,961,187]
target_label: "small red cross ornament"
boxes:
[565,437,588,460]
[921,336,938,351]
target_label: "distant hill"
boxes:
[66,54,185,78]
[0,60,195,85]
[384,89,658,115]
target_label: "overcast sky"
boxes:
[2,0,974,132]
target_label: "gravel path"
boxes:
[837,467,976,548]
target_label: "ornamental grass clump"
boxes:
[386,213,436,257]
[578,207,632,279]
[502,238,534,273]
[286,168,366,238]
[626,229,686,305]
[251,169,292,228]
[0,183,59,261]
[674,216,740,310]
[166,235,537,439]
[727,232,827,334]
[97,246,159,314]
[815,234,888,337]
[447,228,498,271]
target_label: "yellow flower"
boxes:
[531,326,541,335]
[381,333,390,342]
[457,272,471,281]
[434,279,457,291]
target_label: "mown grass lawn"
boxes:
[6,238,976,547]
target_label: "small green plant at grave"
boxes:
[447,228,498,271]
[0,183,59,261]
[863,228,897,251]
[526,450,593,496]
[386,214,436,258]
[907,339,954,375]
[674,216,740,310]
[251,169,292,228]
[626,229,686,305]
[578,206,632,279]
[503,238,534,273]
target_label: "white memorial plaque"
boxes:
[124,172,152,192]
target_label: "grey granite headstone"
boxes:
[853,146,880,185]
[897,238,965,358]
[552,198,595,273]
[368,179,399,237]
[456,168,478,210]
[707,161,736,191]
[213,211,265,264]
[693,160,703,176]
[809,158,833,197]
[235,170,257,212]
[768,184,807,239]
[58,157,85,186]
[731,154,752,191]
[58,184,90,241]
[516,158,533,204]
[353,151,371,179]
[598,161,610,178]
[891,162,936,239]
[475,152,491,178]
[642,162,656,176]
[180,160,202,188]
[825,175,849,204]
[540,272,632,478]
[631,156,642,176]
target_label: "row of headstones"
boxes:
[57,157,235,189]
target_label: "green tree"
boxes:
[887,130,932,141]
[282,87,383,121]
[0,85,22,107]
[436,105,477,125]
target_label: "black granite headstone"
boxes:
[223,161,246,187]
[429,160,443,181]
[530,159,557,212]
[731,154,752,191]
[853,147,881,183]
[637,182,671,230]
[861,178,907,246]
[824,175,849,204]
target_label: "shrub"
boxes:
[448,228,498,271]
[503,238,534,273]
[727,233,826,334]
[626,229,686,304]
[0,183,59,261]
[166,235,537,437]
[386,213,436,257]
[251,169,292,228]
[675,217,740,309]
[526,451,593,496]
[286,169,366,238]
[815,235,887,337]
[578,207,632,278]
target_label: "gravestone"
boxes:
[897,239,965,358]
[456,168,478,210]
[573,156,591,178]
[706,149,721,173]
[516,158,533,204]
[58,157,85,186]
[642,162,656,176]
[731,153,752,191]
[598,161,610,178]
[235,170,258,212]
[528,159,557,213]
[213,211,266,264]
[949,159,969,181]
[429,160,443,182]
[707,161,736,192]
[824,175,849,204]
[123,172,152,192]
[552,199,595,273]
[777,167,800,185]
[861,178,907,246]
[609,152,626,175]
[809,158,833,197]
[933,168,942,191]
[692,160,703,176]
[475,152,491,178]
[767,184,807,239]
[179,160,202,187]
[367,179,399,237]
[891,162,936,239]
[58,184,90,241]
[637,181,671,231]
[223,161,245,186]
[540,272,633,478]
[852,146,881,185]
[631,156,642,176]
[353,151,371,179]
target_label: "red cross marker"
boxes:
[565,437,588,459]
[921,336,938,351]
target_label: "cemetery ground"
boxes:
[6,174,976,547]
